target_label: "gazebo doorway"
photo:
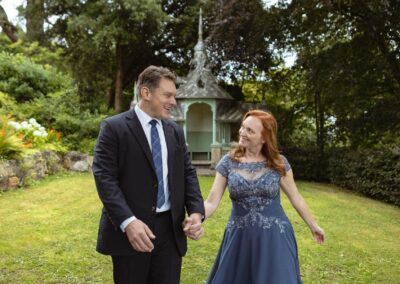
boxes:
[186,103,212,160]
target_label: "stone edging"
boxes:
[0,150,92,191]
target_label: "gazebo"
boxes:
[132,10,266,166]
[170,10,246,165]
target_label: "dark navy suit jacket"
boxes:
[93,109,205,256]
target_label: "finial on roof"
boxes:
[198,8,203,42]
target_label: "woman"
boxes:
[205,110,325,284]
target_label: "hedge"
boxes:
[283,146,400,206]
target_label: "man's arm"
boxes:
[174,124,205,239]
[93,120,156,252]
[92,120,134,227]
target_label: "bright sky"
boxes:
[1,0,23,24]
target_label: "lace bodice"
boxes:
[216,154,291,208]
[216,154,292,232]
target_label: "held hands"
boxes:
[182,213,204,240]
[125,219,156,252]
[310,224,325,245]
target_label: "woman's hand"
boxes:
[310,225,325,245]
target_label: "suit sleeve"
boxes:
[92,120,133,227]
[175,125,205,216]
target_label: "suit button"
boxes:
[151,206,156,212]
[154,183,157,188]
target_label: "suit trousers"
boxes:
[111,211,182,284]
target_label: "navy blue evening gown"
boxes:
[207,154,302,284]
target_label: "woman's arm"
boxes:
[280,170,325,244]
[204,172,227,219]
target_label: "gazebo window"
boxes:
[197,79,204,88]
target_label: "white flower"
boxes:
[21,121,29,129]
[39,126,45,132]
[8,121,21,130]
[29,118,37,124]
[33,130,42,137]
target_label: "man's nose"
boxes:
[171,96,177,105]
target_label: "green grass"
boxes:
[0,173,399,283]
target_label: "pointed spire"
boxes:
[194,8,204,53]
[130,81,138,109]
[198,8,203,42]
[133,81,138,103]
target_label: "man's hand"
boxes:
[125,219,156,252]
[182,213,204,240]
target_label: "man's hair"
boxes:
[137,65,176,95]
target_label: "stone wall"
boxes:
[0,151,92,191]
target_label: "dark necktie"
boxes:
[150,120,165,208]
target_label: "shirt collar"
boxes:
[135,104,162,127]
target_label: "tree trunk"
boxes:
[315,91,326,180]
[0,5,18,42]
[26,0,45,44]
[314,90,324,155]
[114,44,124,113]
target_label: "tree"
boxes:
[46,0,167,112]
[0,5,18,42]
[206,0,279,84]
[25,0,45,44]
[43,0,218,112]
[270,0,400,149]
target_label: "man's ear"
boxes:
[140,86,151,101]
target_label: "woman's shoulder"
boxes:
[279,154,288,162]
[279,154,291,171]
[219,153,233,164]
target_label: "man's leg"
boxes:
[111,253,151,284]
[149,211,182,284]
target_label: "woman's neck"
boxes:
[242,148,265,162]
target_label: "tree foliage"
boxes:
[270,0,400,149]
[2,0,398,152]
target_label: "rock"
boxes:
[41,151,62,174]
[71,160,90,172]
[7,176,20,188]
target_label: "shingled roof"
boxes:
[176,9,233,101]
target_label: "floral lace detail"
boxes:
[227,209,289,233]
[215,154,292,233]
[229,170,281,210]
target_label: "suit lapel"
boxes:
[162,120,175,186]
[125,110,155,171]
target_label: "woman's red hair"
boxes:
[230,110,286,176]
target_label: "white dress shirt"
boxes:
[120,105,171,232]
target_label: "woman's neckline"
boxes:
[236,158,266,164]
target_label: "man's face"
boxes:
[144,78,177,119]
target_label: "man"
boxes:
[93,65,205,284]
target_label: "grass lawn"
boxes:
[0,172,399,283]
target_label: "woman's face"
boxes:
[238,116,265,150]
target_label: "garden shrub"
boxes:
[7,118,66,153]
[0,52,65,102]
[283,146,328,181]
[284,146,400,206]
[17,87,109,152]
[0,115,28,159]
[328,147,400,206]
[0,92,17,116]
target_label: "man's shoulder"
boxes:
[103,109,133,125]
[163,119,185,142]
[163,119,181,129]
